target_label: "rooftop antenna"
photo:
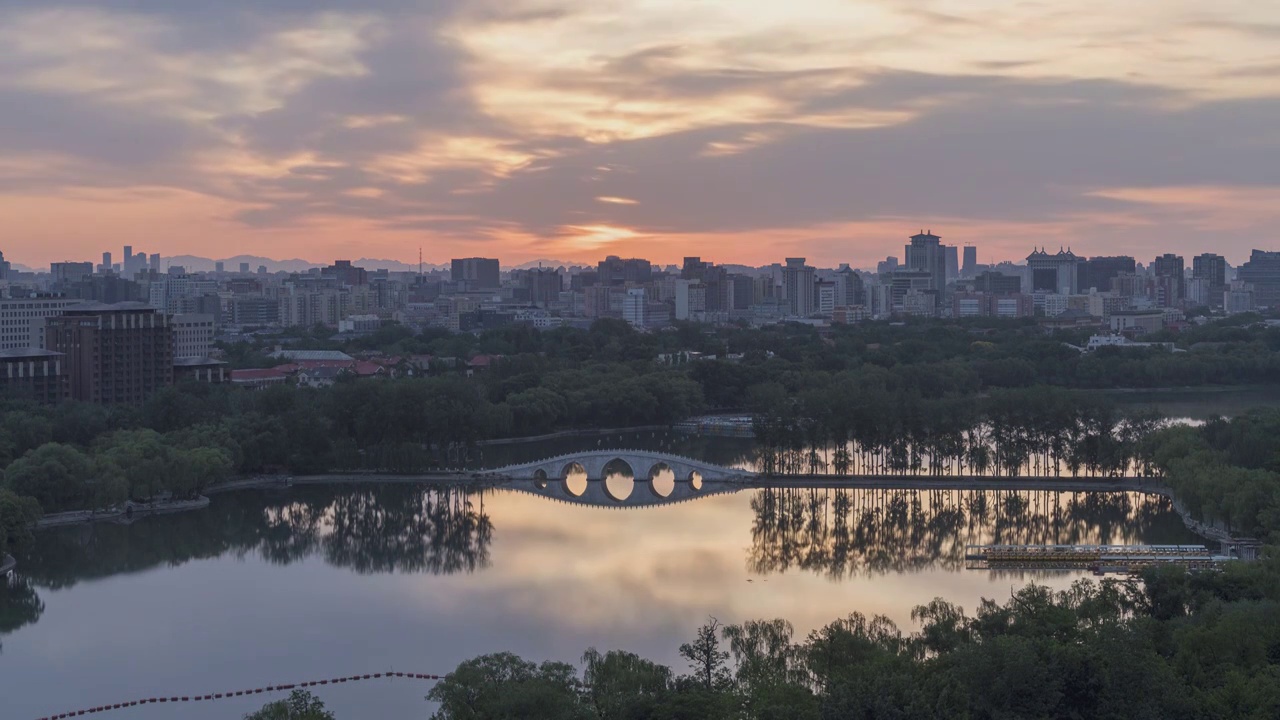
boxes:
[418,247,423,279]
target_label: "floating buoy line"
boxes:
[32,671,441,719]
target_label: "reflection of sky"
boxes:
[1,489,1193,720]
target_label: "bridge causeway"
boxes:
[484,448,750,484]
[747,476,1166,495]
[470,450,1167,508]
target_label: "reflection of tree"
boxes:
[749,488,1193,579]
[12,485,494,592]
[2,484,495,645]
[320,486,492,574]
[0,574,44,652]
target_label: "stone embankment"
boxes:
[35,497,211,529]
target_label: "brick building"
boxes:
[45,302,173,404]
[0,348,70,403]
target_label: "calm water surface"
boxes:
[3,475,1200,720]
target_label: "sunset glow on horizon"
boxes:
[2,0,1278,269]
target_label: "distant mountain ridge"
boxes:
[9,256,787,275]
[158,255,590,273]
[160,255,449,273]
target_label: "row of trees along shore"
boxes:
[749,385,1164,477]
[1,316,1279,547]
[0,383,1163,520]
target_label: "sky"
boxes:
[1,0,1278,269]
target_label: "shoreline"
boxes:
[1099,384,1280,396]
[477,425,670,446]
[31,471,1235,548]
[35,497,212,529]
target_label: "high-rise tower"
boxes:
[904,231,947,307]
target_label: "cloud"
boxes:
[442,73,1279,239]
[1,0,1280,265]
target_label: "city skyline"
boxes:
[0,238,1263,276]
[2,2,1279,267]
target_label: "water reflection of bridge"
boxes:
[3,480,1195,648]
[481,449,747,508]
[477,450,1165,509]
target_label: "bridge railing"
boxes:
[486,449,752,477]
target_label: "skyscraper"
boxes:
[835,266,865,307]
[1081,256,1135,293]
[1152,253,1185,302]
[1192,253,1227,305]
[149,253,161,273]
[1238,249,1280,308]
[323,260,369,286]
[101,252,112,273]
[596,256,652,286]
[451,257,501,289]
[51,262,94,287]
[782,257,815,317]
[1027,248,1081,294]
[944,245,959,283]
[962,245,978,278]
[525,268,563,307]
[674,279,707,320]
[622,288,648,328]
[904,231,947,307]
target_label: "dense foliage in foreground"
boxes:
[1143,409,1280,542]
[240,559,1280,720]
[246,690,334,720]
[416,559,1280,720]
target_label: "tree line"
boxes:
[2,316,1278,543]
[1142,408,1280,541]
[411,558,1280,720]
[749,384,1164,477]
[231,315,1280,393]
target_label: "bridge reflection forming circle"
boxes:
[562,462,587,497]
[487,450,747,507]
[648,463,675,498]
[602,459,635,502]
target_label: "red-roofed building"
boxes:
[352,361,387,377]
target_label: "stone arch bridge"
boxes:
[479,450,754,508]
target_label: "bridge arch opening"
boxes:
[562,462,587,497]
[602,459,635,502]
[647,463,674,498]
[689,471,703,492]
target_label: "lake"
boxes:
[2,474,1201,720]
